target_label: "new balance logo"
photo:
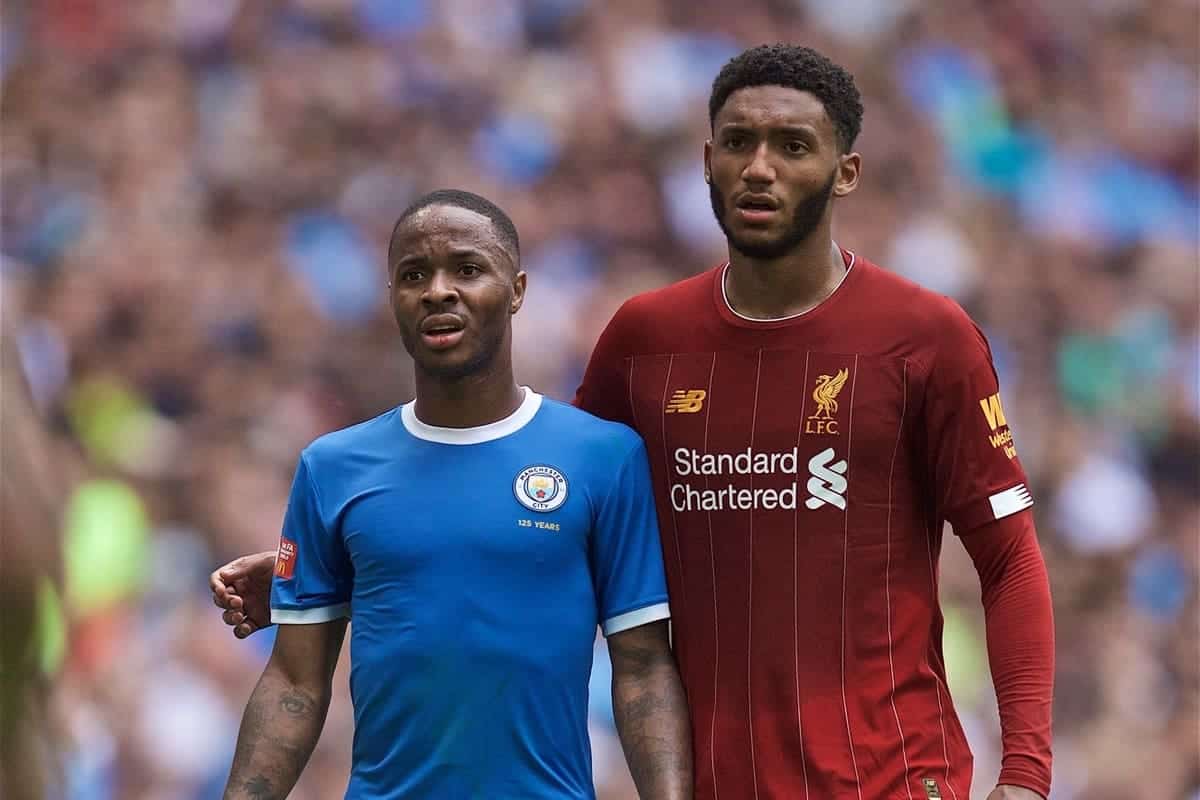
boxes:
[805,447,848,510]
[665,389,706,414]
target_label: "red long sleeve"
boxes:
[960,511,1055,798]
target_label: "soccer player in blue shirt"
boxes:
[218,190,692,800]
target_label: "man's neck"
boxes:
[725,235,847,320]
[413,362,525,429]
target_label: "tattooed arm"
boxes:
[608,620,693,799]
[222,619,347,800]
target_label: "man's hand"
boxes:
[210,551,276,638]
[988,785,1045,800]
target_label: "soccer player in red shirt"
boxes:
[212,43,1053,800]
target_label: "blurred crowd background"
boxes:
[2,0,1197,798]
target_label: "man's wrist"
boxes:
[996,763,1050,799]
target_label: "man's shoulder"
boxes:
[854,256,964,316]
[611,267,719,326]
[852,255,982,342]
[301,407,402,466]
[841,256,997,387]
[535,397,643,456]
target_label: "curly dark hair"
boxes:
[389,189,520,267]
[709,44,864,153]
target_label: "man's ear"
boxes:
[833,152,861,198]
[510,271,527,315]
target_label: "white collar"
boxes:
[401,387,542,445]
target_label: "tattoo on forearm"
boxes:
[614,678,690,789]
[242,775,275,800]
[280,690,314,717]
[614,639,668,672]
[619,691,674,722]
[610,642,693,799]
[222,674,328,800]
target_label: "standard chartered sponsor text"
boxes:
[671,447,800,512]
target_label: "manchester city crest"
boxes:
[514,465,568,512]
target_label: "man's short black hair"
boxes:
[389,189,520,266]
[709,44,864,153]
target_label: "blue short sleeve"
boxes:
[591,438,670,636]
[270,454,353,624]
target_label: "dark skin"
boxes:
[705,86,1042,800]
[215,97,1042,800]
[704,85,860,320]
[211,97,862,625]
[222,620,345,800]
[216,571,694,800]
[608,620,692,798]
[219,204,692,799]
[388,205,527,428]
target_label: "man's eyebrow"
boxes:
[718,121,819,136]
[446,247,492,260]
[772,124,819,138]
[393,246,502,268]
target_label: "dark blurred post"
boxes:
[0,320,64,800]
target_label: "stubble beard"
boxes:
[710,168,838,261]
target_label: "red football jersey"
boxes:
[576,251,1036,800]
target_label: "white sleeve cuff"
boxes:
[602,601,671,636]
[270,603,350,624]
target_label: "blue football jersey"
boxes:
[270,389,670,799]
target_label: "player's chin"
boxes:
[729,232,792,260]
[416,348,481,380]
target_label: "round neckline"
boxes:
[714,247,857,330]
[401,387,542,445]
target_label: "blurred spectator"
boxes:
[3,1,1197,798]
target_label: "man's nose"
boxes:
[422,271,459,305]
[742,142,775,184]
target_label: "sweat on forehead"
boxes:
[388,189,520,265]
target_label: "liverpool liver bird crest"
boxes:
[811,368,849,420]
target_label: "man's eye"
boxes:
[725,136,745,150]
[401,270,423,281]
[786,141,807,154]
[460,264,481,276]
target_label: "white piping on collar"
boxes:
[721,248,856,323]
[401,387,542,444]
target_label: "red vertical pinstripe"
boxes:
[923,521,960,800]
[659,356,687,614]
[747,350,763,800]
[701,353,720,800]
[839,354,864,799]
[886,361,914,799]
[794,350,813,799]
